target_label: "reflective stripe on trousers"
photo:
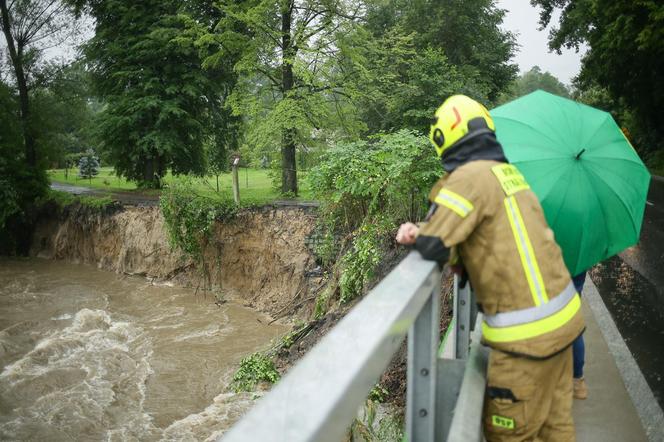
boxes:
[482,281,581,343]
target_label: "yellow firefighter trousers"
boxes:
[483,346,574,442]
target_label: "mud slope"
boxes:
[31,204,318,318]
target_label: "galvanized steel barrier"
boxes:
[220,251,487,442]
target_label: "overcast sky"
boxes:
[495,0,588,85]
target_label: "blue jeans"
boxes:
[572,273,586,378]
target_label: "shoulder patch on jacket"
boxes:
[491,164,530,196]
[434,188,474,218]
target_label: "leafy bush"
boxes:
[338,218,390,303]
[647,149,664,176]
[309,130,441,303]
[231,353,280,392]
[160,179,237,260]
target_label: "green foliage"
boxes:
[374,414,404,442]
[0,179,20,230]
[209,0,366,194]
[0,79,49,253]
[647,150,664,176]
[160,180,237,260]
[0,81,22,230]
[30,61,98,168]
[531,0,664,158]
[339,220,389,303]
[313,287,333,320]
[79,0,232,188]
[368,384,389,403]
[310,130,441,303]
[338,30,482,133]
[363,0,518,103]
[231,352,280,392]
[351,400,404,442]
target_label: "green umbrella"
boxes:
[491,90,651,276]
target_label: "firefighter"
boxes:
[396,95,585,441]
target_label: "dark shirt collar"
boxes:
[441,130,509,173]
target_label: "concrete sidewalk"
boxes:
[573,279,664,441]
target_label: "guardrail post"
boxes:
[454,276,472,360]
[407,273,440,441]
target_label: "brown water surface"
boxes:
[0,258,286,441]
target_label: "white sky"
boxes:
[496,0,588,85]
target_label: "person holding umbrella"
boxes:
[491,90,651,402]
[396,94,585,441]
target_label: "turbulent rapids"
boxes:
[0,259,287,441]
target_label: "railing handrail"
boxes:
[220,252,440,442]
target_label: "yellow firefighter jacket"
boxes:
[416,159,585,358]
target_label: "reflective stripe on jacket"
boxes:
[416,160,585,358]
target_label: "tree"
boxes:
[0,0,79,169]
[498,66,569,104]
[212,0,363,195]
[207,106,242,192]
[327,0,516,135]
[30,61,98,168]
[363,0,518,104]
[530,0,664,154]
[337,29,485,133]
[0,79,22,230]
[77,148,99,181]
[72,0,229,188]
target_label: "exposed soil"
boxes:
[30,202,320,321]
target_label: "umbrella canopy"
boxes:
[491,90,651,276]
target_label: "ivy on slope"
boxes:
[309,129,442,304]
[160,179,237,262]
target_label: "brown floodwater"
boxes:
[0,258,287,441]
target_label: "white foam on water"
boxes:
[50,313,73,321]
[151,280,175,287]
[173,323,231,342]
[0,308,158,439]
[160,391,259,442]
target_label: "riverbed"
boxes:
[0,258,287,441]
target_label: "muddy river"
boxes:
[0,258,287,441]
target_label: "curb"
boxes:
[584,278,664,442]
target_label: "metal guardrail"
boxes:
[220,251,487,442]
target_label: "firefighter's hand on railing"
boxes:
[396,222,419,245]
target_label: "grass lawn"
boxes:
[48,167,313,204]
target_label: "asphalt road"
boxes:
[590,175,664,411]
[620,176,664,291]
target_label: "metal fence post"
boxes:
[407,273,440,441]
[455,277,472,360]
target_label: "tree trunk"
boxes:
[0,0,36,168]
[281,129,297,195]
[280,1,297,195]
[143,154,162,189]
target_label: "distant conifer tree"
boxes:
[78,149,100,183]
